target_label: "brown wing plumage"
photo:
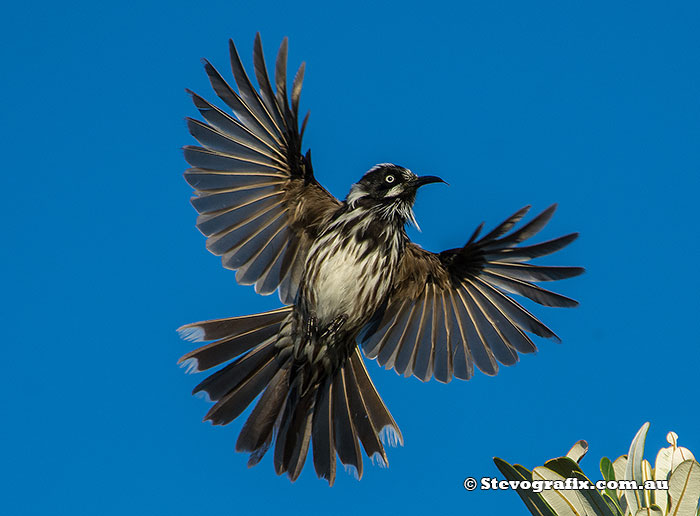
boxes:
[184,33,340,304]
[360,204,584,383]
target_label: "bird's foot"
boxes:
[321,314,348,339]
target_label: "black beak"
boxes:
[413,175,447,188]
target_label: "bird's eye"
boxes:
[385,175,395,183]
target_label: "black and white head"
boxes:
[346,163,445,228]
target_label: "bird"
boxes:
[177,33,584,485]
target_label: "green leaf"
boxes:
[544,457,587,479]
[626,422,651,513]
[613,456,629,514]
[601,457,616,481]
[601,491,625,516]
[643,460,654,506]
[668,459,700,516]
[532,466,591,516]
[673,447,697,473]
[668,431,679,447]
[600,457,620,505]
[667,431,696,474]
[571,471,619,516]
[655,444,674,513]
[655,444,674,482]
[634,505,663,515]
[567,441,589,464]
[493,457,557,516]
[516,463,536,479]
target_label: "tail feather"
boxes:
[236,367,290,454]
[349,347,404,447]
[333,369,363,480]
[311,376,336,484]
[192,337,277,401]
[178,308,402,484]
[280,389,315,481]
[177,307,291,371]
[343,354,388,466]
[203,345,280,426]
[273,390,296,475]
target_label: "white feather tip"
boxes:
[379,425,403,447]
[178,357,200,375]
[177,326,205,342]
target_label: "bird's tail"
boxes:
[177,308,402,484]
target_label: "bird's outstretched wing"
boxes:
[360,205,584,382]
[185,34,340,304]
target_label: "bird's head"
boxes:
[345,163,446,229]
[346,163,445,207]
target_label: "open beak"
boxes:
[413,175,447,188]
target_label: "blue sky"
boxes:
[2,1,699,514]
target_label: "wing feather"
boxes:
[360,205,582,383]
[228,39,283,139]
[453,287,499,375]
[394,293,428,377]
[252,34,286,131]
[446,288,475,380]
[377,302,419,370]
[412,284,438,381]
[186,118,286,167]
[462,282,520,364]
[432,289,454,383]
[185,35,340,301]
[188,89,284,160]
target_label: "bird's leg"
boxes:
[320,314,348,340]
[305,313,319,341]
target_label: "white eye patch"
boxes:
[385,175,395,183]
